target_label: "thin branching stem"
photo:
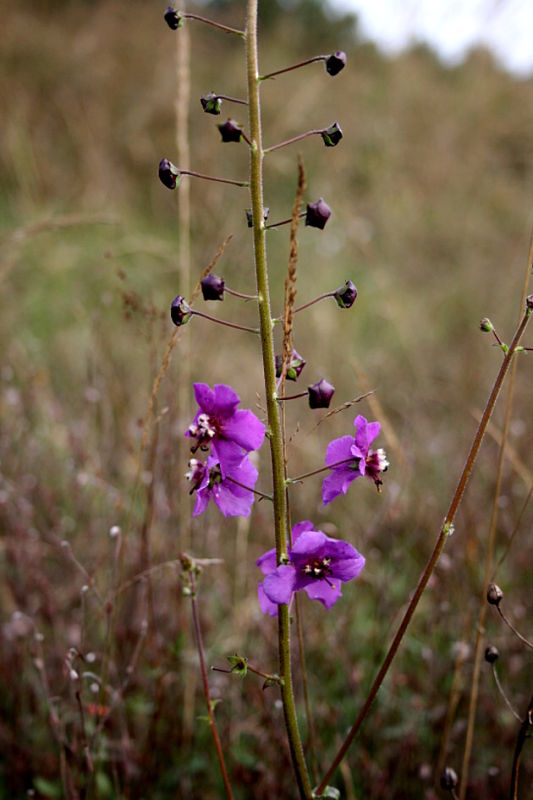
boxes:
[510,697,533,800]
[260,55,327,81]
[265,212,306,229]
[246,2,312,796]
[182,12,245,37]
[191,308,259,334]
[293,291,335,313]
[217,93,248,105]
[225,475,273,501]
[179,169,248,187]
[316,301,532,795]
[189,572,234,799]
[496,606,533,650]
[490,664,521,722]
[264,129,324,155]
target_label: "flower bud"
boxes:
[440,767,458,791]
[275,350,306,381]
[321,122,343,147]
[201,274,225,301]
[218,119,244,143]
[487,583,503,606]
[170,295,192,327]
[480,317,493,332]
[305,197,331,230]
[527,294,533,311]
[200,92,222,115]
[159,158,180,190]
[245,208,270,228]
[484,645,499,663]
[308,379,335,409]
[325,50,346,76]
[164,7,183,30]
[334,280,358,309]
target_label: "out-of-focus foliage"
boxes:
[1,1,532,797]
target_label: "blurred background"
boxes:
[1,0,532,797]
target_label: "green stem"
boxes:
[245,3,312,798]
[316,302,533,796]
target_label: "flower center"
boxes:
[188,413,218,452]
[302,556,332,581]
[365,448,389,491]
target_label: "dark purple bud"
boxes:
[170,295,192,326]
[480,317,493,332]
[201,274,225,301]
[334,280,358,309]
[164,7,183,30]
[484,645,499,663]
[440,767,458,791]
[200,92,222,115]
[245,207,270,228]
[527,294,533,311]
[325,50,346,76]
[308,379,335,409]
[218,119,244,143]
[487,583,503,606]
[305,197,331,230]
[159,158,180,190]
[275,350,306,381]
[321,122,343,147]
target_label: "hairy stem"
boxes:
[245,3,312,797]
[316,302,532,795]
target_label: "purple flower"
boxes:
[322,414,389,504]
[186,383,265,468]
[257,521,365,615]
[201,273,225,301]
[186,451,258,518]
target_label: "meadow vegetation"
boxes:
[1,1,532,797]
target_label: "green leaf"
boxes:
[33,777,62,798]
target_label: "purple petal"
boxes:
[353,415,380,453]
[292,521,315,542]
[322,469,358,505]
[303,578,342,609]
[263,565,297,605]
[257,582,279,616]
[193,383,217,415]
[332,551,366,582]
[212,438,248,470]
[256,547,277,575]
[290,530,328,558]
[325,435,356,467]
[212,383,241,418]
[212,484,253,517]
[193,491,209,516]
[221,408,265,452]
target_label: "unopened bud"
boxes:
[170,295,192,327]
[275,350,306,381]
[334,280,358,309]
[440,767,458,791]
[218,119,244,143]
[325,50,346,76]
[201,274,225,301]
[526,294,533,311]
[480,317,493,332]
[321,121,343,147]
[200,92,222,115]
[305,197,331,229]
[158,158,180,190]
[484,645,499,663]
[308,379,335,409]
[164,7,183,30]
[487,583,503,606]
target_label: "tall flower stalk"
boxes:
[245,2,312,796]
